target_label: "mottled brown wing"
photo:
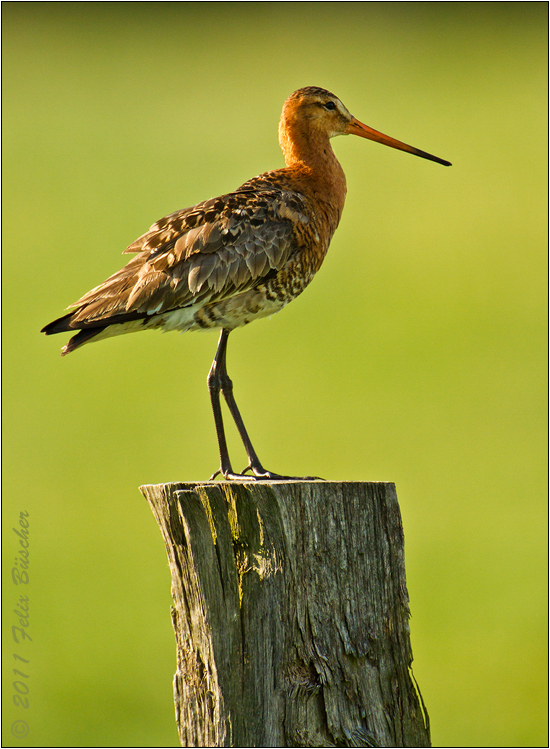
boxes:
[68,186,309,327]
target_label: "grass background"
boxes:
[2,2,547,747]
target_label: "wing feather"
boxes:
[65,185,309,327]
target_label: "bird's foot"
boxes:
[207,470,258,482]
[239,464,325,481]
[208,465,324,482]
[208,466,270,482]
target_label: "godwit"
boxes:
[42,87,450,480]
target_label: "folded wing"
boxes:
[64,185,308,329]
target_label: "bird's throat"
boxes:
[279,121,347,221]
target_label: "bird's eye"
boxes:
[323,101,336,111]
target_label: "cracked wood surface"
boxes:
[140,481,430,748]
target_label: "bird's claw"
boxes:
[208,463,325,482]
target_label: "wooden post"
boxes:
[140,481,430,748]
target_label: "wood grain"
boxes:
[141,481,430,748]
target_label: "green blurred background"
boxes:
[3,2,547,747]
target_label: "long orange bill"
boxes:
[347,117,451,167]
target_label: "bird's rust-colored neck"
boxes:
[278,108,347,225]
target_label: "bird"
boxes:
[42,86,451,481]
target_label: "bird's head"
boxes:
[281,87,356,138]
[280,86,451,167]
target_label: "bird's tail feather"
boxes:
[41,313,105,355]
[41,312,75,336]
[60,328,104,356]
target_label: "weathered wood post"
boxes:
[141,481,430,748]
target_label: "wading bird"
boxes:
[42,87,450,480]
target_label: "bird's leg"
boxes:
[207,330,239,481]
[207,329,288,481]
